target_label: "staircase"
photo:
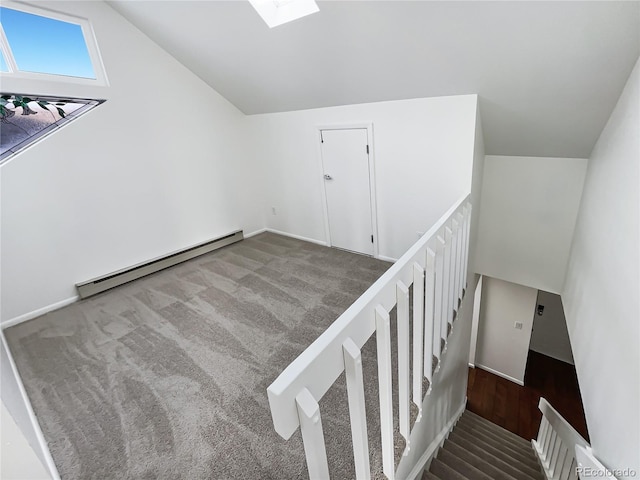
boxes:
[424,410,544,480]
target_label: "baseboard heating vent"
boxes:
[76,230,244,299]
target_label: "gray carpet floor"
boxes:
[5,233,402,479]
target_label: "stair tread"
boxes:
[452,424,540,466]
[463,411,532,443]
[422,471,441,480]
[430,457,470,480]
[441,441,519,480]
[457,418,532,452]
[447,433,543,480]
[459,413,532,450]
[456,420,533,458]
[438,448,492,480]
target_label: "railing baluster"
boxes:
[548,435,562,472]
[541,417,551,446]
[343,339,371,480]
[568,458,578,480]
[463,204,472,292]
[456,212,465,303]
[560,452,574,480]
[296,388,330,480]
[442,227,453,347]
[545,429,557,463]
[552,443,568,479]
[433,237,445,366]
[397,280,411,448]
[423,248,436,389]
[412,264,425,413]
[375,305,395,480]
[449,220,459,321]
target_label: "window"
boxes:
[0,94,104,165]
[0,3,106,84]
[0,4,106,164]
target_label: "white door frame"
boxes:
[316,123,380,259]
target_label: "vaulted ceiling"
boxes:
[108,1,639,158]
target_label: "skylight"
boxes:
[249,0,319,28]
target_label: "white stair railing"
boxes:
[267,194,471,479]
[533,397,592,480]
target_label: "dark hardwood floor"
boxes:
[467,350,589,442]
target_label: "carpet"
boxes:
[5,233,404,479]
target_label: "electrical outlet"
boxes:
[514,321,523,330]
[271,207,277,215]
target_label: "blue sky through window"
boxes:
[0,7,95,79]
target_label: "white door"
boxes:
[320,128,374,256]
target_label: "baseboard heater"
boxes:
[76,230,244,299]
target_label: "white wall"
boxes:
[0,2,263,475]
[562,58,640,477]
[474,155,587,294]
[0,332,57,478]
[468,275,483,367]
[246,94,478,261]
[0,1,264,324]
[467,97,486,277]
[529,290,573,365]
[476,276,538,385]
[1,401,51,480]
[466,105,486,368]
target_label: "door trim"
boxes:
[315,123,379,259]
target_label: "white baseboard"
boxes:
[468,362,476,368]
[475,363,524,386]
[1,332,60,479]
[406,398,467,480]
[264,228,327,246]
[244,228,268,238]
[529,347,575,366]
[1,228,326,329]
[1,296,79,330]
[377,254,398,263]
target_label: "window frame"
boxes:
[0,1,108,86]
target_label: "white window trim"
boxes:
[0,1,108,86]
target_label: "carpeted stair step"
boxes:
[437,447,494,480]
[461,411,533,449]
[451,425,540,469]
[456,417,533,456]
[440,440,522,480]
[455,418,534,460]
[425,409,546,480]
[429,457,469,480]
[445,432,543,480]
[421,471,441,480]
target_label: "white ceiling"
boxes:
[108,1,640,158]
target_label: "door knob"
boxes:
[324,174,333,180]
